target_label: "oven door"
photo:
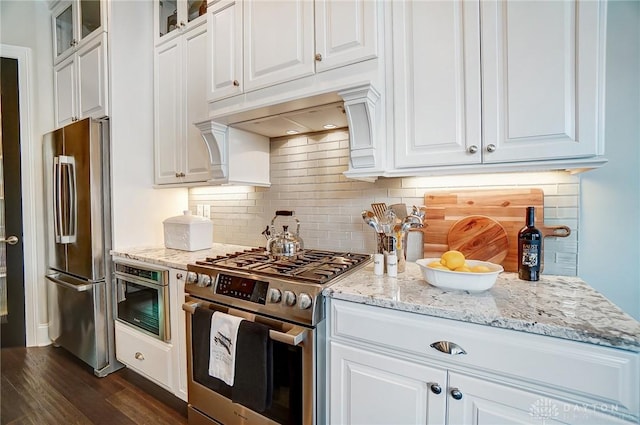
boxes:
[115,273,170,342]
[183,296,316,425]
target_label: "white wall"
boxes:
[580,0,640,320]
[109,0,188,249]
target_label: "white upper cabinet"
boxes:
[243,0,315,92]
[393,0,482,168]
[154,21,212,185]
[208,0,379,101]
[392,0,607,173]
[52,0,106,64]
[314,0,378,72]
[53,25,108,128]
[156,0,208,44]
[480,0,605,163]
[207,0,243,101]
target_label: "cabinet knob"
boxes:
[134,352,145,361]
[467,145,478,154]
[450,388,463,400]
[180,21,186,27]
[175,172,186,178]
[233,80,239,87]
[315,53,322,62]
[176,272,184,280]
[430,383,442,395]
[486,144,497,153]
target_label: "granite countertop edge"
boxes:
[109,245,640,353]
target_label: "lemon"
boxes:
[440,250,466,270]
[454,265,471,273]
[471,265,491,273]
[428,262,449,270]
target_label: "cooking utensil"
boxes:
[265,210,304,258]
[361,210,382,233]
[371,202,387,219]
[390,203,408,220]
[447,215,509,265]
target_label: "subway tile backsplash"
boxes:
[189,130,580,276]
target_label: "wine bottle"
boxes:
[518,206,542,281]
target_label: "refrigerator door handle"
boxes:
[46,273,93,292]
[54,155,78,244]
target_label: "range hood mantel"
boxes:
[197,83,382,184]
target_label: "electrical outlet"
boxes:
[203,205,211,219]
[196,204,204,216]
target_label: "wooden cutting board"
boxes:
[422,188,570,272]
[447,216,509,264]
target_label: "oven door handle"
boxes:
[182,301,307,347]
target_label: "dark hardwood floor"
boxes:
[1,345,188,425]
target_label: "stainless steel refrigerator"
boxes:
[43,117,122,377]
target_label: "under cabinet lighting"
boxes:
[323,124,337,129]
[286,130,300,135]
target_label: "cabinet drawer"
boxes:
[329,300,639,418]
[115,321,173,390]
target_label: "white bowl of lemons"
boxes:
[416,250,503,293]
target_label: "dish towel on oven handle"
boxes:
[209,311,244,386]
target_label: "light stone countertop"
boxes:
[325,261,640,353]
[110,243,253,270]
[110,245,640,353]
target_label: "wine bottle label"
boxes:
[521,241,540,267]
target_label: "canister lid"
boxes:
[163,210,212,224]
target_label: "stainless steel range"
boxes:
[182,248,370,425]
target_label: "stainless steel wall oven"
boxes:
[114,259,170,341]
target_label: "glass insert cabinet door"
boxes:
[53,0,103,61]
[158,0,207,38]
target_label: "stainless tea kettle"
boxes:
[262,210,304,258]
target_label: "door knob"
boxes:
[0,235,18,245]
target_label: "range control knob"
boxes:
[185,271,198,284]
[197,273,212,287]
[283,290,297,307]
[298,293,312,310]
[267,288,282,304]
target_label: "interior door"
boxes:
[0,56,26,347]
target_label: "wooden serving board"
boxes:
[447,215,509,264]
[422,188,570,272]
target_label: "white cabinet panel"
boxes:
[183,26,211,180]
[155,38,183,184]
[393,0,481,168]
[315,0,378,72]
[243,0,314,91]
[154,21,210,185]
[77,32,108,120]
[54,56,76,126]
[115,320,173,391]
[330,341,447,425]
[207,0,243,101]
[481,0,605,162]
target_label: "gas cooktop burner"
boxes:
[194,248,370,285]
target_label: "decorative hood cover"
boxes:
[197,83,382,182]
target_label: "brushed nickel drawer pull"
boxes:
[134,352,145,360]
[430,341,467,355]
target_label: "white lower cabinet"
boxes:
[327,299,639,424]
[114,267,188,402]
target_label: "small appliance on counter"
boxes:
[163,210,213,251]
